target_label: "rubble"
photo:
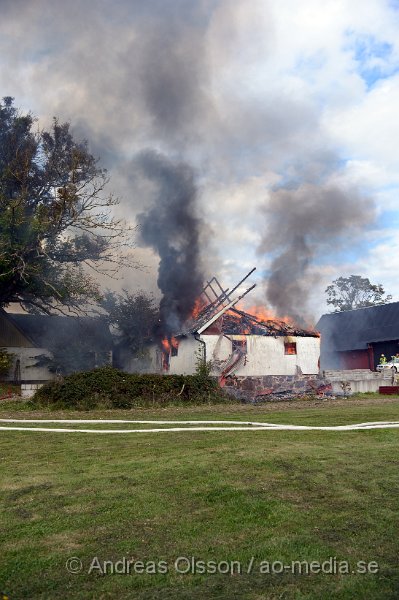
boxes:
[219,308,318,337]
[223,373,332,403]
[179,268,319,338]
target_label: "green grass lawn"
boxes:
[1,397,399,599]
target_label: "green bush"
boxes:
[0,382,20,398]
[32,366,234,409]
[0,348,14,379]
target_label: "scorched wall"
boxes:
[168,334,320,376]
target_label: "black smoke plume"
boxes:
[258,183,375,323]
[136,150,204,337]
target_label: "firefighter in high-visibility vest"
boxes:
[379,354,387,364]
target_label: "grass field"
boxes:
[1,397,399,599]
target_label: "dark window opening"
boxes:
[162,354,170,370]
[171,345,178,357]
[284,342,297,355]
[232,339,247,353]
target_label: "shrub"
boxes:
[0,382,20,398]
[0,348,14,379]
[32,366,235,409]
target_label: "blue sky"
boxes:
[1,0,399,322]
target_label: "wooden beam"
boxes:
[197,284,256,334]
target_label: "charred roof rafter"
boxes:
[175,268,319,338]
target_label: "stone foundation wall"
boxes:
[21,383,44,398]
[223,373,331,402]
[323,369,391,394]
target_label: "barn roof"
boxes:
[175,268,319,339]
[184,307,319,337]
[316,302,399,351]
[212,308,318,336]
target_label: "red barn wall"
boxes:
[339,350,370,369]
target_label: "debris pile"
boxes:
[223,373,332,402]
[218,308,319,337]
[178,268,319,338]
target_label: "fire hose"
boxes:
[0,419,399,433]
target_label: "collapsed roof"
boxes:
[209,307,318,337]
[179,269,319,338]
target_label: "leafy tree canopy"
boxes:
[325,275,392,312]
[0,97,131,314]
[101,290,159,357]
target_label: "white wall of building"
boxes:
[165,335,320,377]
[205,334,232,365]
[233,335,320,376]
[166,334,320,376]
[5,347,55,382]
[169,337,202,375]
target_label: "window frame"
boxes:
[284,341,297,355]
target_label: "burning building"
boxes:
[147,269,321,398]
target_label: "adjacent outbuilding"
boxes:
[316,302,399,371]
[0,308,113,395]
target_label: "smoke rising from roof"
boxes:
[0,0,391,321]
[135,151,204,336]
[258,183,376,323]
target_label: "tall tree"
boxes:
[0,97,131,314]
[100,290,159,370]
[102,290,159,356]
[325,275,392,312]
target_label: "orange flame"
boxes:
[160,336,179,372]
[244,305,319,333]
[161,336,179,353]
[236,304,295,326]
[242,305,276,322]
[161,338,171,353]
[191,297,205,319]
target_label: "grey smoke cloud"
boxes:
[258,183,375,322]
[0,0,381,323]
[0,0,287,173]
[0,0,215,160]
